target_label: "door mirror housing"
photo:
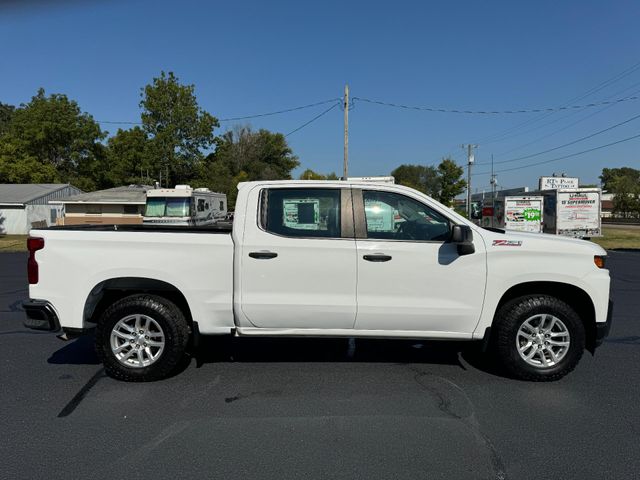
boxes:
[451,225,475,255]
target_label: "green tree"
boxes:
[196,126,299,207]
[140,71,218,186]
[299,169,339,180]
[435,157,466,206]
[0,89,106,189]
[391,164,439,195]
[214,126,299,180]
[0,102,15,134]
[105,127,153,186]
[600,167,640,191]
[600,167,640,218]
[609,176,640,218]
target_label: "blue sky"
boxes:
[1,0,639,191]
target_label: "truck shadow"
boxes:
[48,334,100,365]
[195,336,502,376]
[47,334,503,377]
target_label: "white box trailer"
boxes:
[501,196,544,233]
[541,188,602,238]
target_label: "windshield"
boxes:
[145,197,190,217]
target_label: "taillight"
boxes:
[27,237,45,284]
[594,255,606,269]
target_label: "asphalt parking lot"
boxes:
[1,251,639,480]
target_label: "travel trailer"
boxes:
[143,185,227,226]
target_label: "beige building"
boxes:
[51,185,151,225]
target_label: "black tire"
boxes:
[493,295,585,381]
[95,294,190,382]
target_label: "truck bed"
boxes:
[44,224,233,234]
[28,225,235,334]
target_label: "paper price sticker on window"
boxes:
[283,198,320,230]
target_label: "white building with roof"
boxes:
[0,184,82,235]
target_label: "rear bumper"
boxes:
[595,299,614,347]
[23,300,60,332]
[23,300,91,340]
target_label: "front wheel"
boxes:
[493,295,585,381]
[95,294,190,382]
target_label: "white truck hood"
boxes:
[477,228,607,256]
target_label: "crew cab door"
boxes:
[237,185,357,329]
[353,188,486,335]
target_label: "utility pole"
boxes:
[490,154,497,227]
[463,144,477,218]
[343,84,349,179]
[490,154,497,201]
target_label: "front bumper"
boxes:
[595,299,614,347]
[23,300,60,332]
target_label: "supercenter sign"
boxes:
[557,191,600,233]
[539,176,579,190]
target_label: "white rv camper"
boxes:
[143,185,227,226]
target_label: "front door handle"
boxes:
[249,251,278,259]
[363,254,392,262]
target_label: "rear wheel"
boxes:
[95,294,190,382]
[493,295,585,381]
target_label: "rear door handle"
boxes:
[249,251,278,259]
[363,254,392,262]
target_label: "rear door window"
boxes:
[261,188,342,238]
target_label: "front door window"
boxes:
[363,190,451,241]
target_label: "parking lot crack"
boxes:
[57,368,106,418]
[409,367,508,480]
[225,389,282,403]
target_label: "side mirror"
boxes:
[451,225,475,255]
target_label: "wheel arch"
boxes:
[83,277,193,328]
[493,281,597,353]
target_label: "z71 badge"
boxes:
[492,239,523,247]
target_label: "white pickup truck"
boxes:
[23,180,613,382]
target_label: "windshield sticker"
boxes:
[492,239,523,247]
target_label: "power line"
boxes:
[490,89,637,158]
[97,120,141,125]
[221,98,340,122]
[480,80,640,150]
[476,111,640,166]
[96,98,341,125]
[473,132,640,176]
[285,102,340,137]
[472,59,640,144]
[351,95,639,115]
